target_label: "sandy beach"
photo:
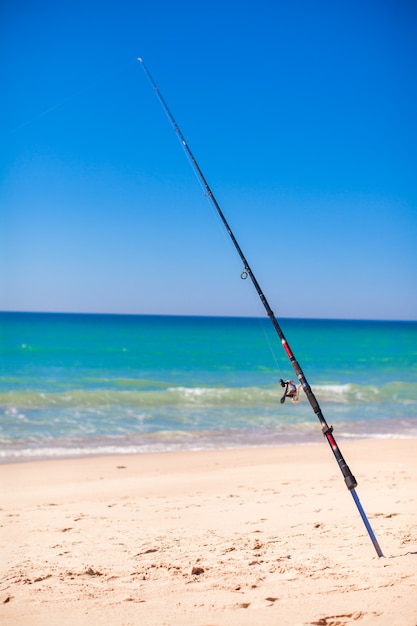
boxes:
[1,439,416,625]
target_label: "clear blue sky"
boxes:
[1,0,416,320]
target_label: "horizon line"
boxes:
[1,310,416,323]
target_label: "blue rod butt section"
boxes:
[351,489,384,557]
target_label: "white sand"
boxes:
[1,439,416,625]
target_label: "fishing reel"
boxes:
[280,378,300,404]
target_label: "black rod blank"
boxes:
[138,58,383,557]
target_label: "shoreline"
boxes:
[2,439,417,625]
[2,420,417,465]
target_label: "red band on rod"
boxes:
[282,340,293,359]
[326,432,337,449]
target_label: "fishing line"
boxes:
[256,314,284,375]
[184,141,286,380]
[183,134,285,379]
[241,274,286,378]
[138,58,384,557]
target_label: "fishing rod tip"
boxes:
[137,57,143,62]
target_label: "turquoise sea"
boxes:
[1,312,416,462]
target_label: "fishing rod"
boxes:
[138,58,383,558]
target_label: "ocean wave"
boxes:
[1,381,416,411]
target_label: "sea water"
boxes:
[1,312,416,462]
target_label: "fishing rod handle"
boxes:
[321,424,358,490]
[287,351,358,490]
